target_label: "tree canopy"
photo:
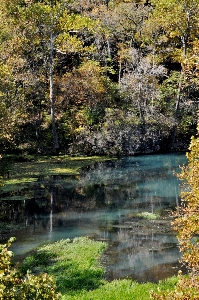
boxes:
[0,0,199,155]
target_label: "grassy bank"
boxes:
[21,237,178,300]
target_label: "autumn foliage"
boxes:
[0,238,60,299]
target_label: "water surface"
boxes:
[0,153,187,282]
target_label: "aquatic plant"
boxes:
[138,212,158,220]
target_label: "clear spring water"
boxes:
[1,153,187,282]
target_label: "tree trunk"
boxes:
[118,60,122,85]
[50,31,59,153]
[172,37,187,144]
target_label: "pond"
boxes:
[0,153,187,283]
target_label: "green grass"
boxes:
[21,237,178,300]
[61,277,178,300]
[22,237,107,295]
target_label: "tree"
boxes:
[1,0,97,152]
[183,39,199,92]
[120,48,166,122]
[144,0,199,60]
[142,0,199,144]
[56,60,116,143]
[0,0,27,152]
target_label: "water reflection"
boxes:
[0,153,187,282]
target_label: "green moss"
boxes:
[0,196,33,201]
[4,155,110,178]
[0,155,112,193]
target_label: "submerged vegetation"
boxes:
[137,212,159,220]
[0,154,110,191]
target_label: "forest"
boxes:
[1,0,199,156]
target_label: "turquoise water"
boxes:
[1,153,187,282]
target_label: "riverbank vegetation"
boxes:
[1,237,178,300]
[1,0,199,156]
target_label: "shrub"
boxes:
[0,237,60,299]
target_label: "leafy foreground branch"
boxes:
[0,237,60,299]
[1,237,178,300]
